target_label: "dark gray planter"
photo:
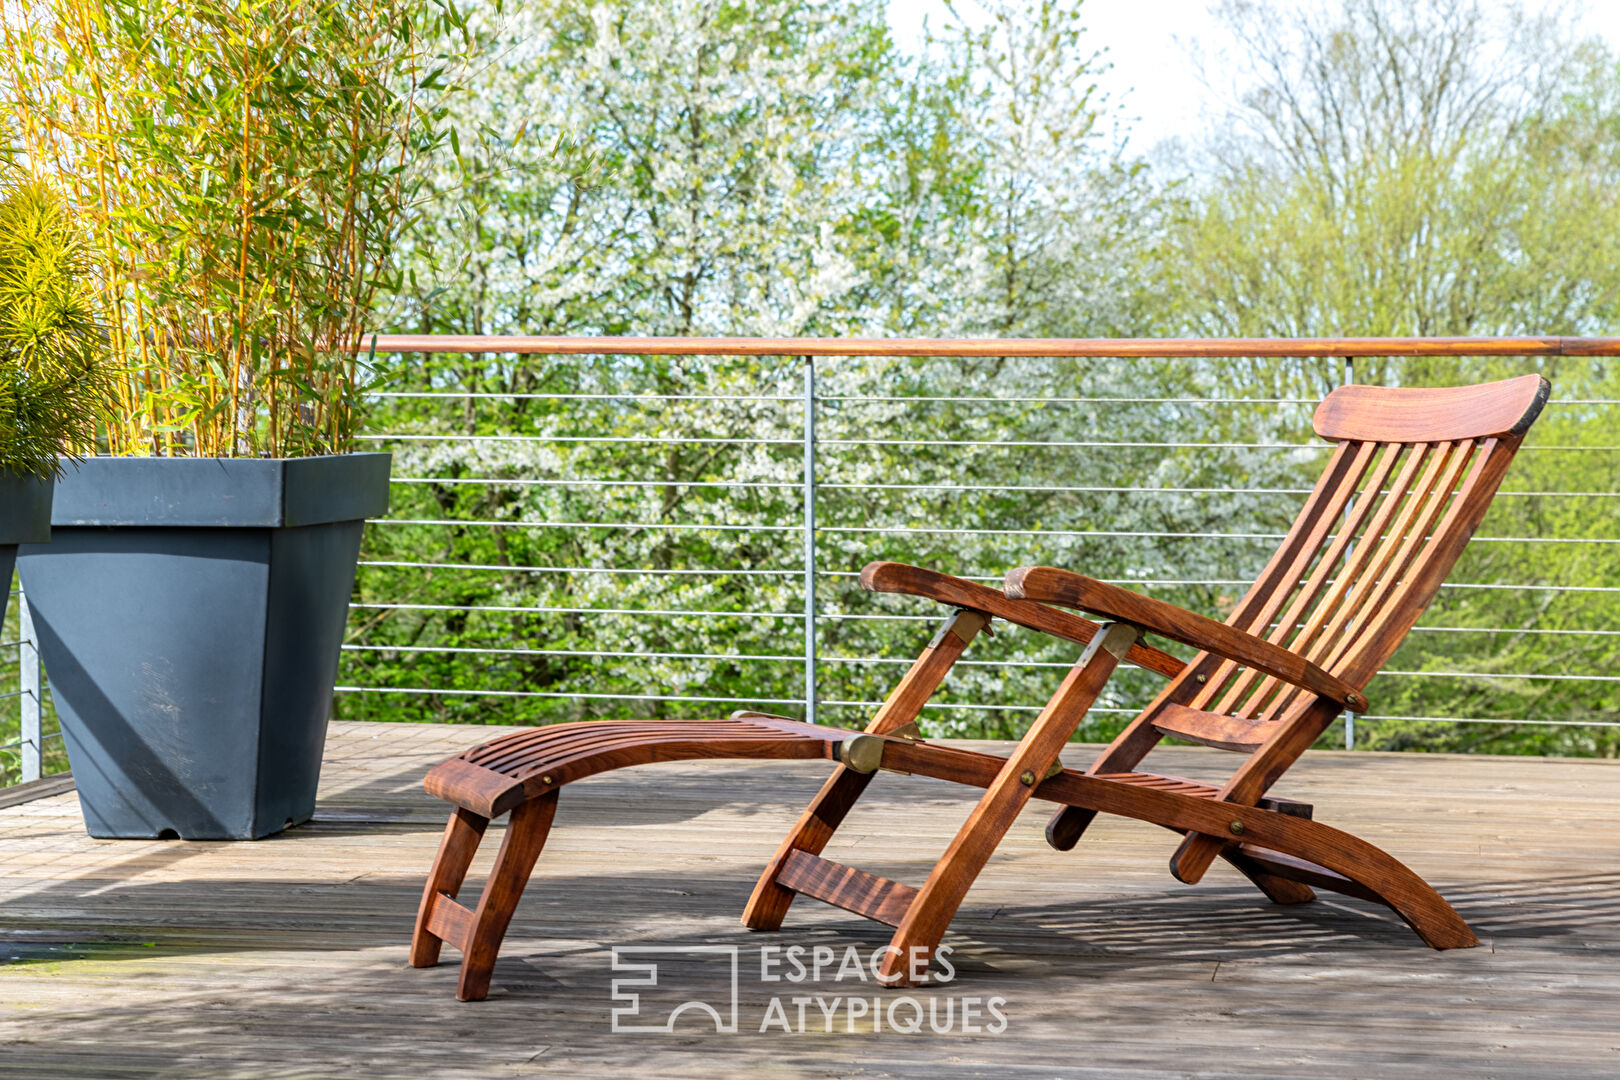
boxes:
[16,454,390,839]
[0,471,54,627]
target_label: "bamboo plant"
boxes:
[0,0,468,458]
[0,170,107,478]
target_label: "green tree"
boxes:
[2,0,473,457]
[345,0,1172,736]
[1166,0,1620,338]
[1155,0,1620,753]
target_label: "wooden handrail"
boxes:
[363,334,1620,357]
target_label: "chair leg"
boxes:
[880,623,1139,983]
[457,792,559,1002]
[411,807,490,968]
[1045,806,1100,851]
[744,768,875,930]
[1046,771,1476,950]
[879,752,1052,982]
[1225,839,1475,949]
[1063,813,1318,906]
[744,609,990,932]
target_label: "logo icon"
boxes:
[609,945,740,1033]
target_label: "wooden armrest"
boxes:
[1003,566,1369,713]
[859,561,1185,679]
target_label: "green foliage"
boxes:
[1145,0,1620,753]
[1163,0,1620,337]
[0,0,477,457]
[9,0,1609,772]
[329,0,1620,759]
[343,0,1165,736]
[0,173,107,479]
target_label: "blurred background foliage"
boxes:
[337,0,1618,756]
[4,0,1618,780]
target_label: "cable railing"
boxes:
[333,335,1620,754]
[6,334,1615,785]
[0,586,53,786]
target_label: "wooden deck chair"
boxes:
[410,374,1548,1001]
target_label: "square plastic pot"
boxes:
[16,454,389,839]
[0,471,53,627]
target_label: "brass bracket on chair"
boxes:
[1020,760,1067,787]
[886,721,924,742]
[837,732,927,776]
[1083,621,1142,662]
[930,608,993,649]
[837,734,885,774]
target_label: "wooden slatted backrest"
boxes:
[1154,374,1549,752]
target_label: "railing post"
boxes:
[802,355,817,726]
[1341,354,1356,752]
[18,586,40,782]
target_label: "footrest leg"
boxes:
[411,807,490,968]
[457,792,560,1002]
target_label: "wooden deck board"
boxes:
[2,720,1618,1078]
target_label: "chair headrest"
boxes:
[1314,374,1550,443]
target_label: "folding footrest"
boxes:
[424,714,854,817]
[777,850,918,927]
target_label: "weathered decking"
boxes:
[2,720,1618,1078]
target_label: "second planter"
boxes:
[0,471,53,626]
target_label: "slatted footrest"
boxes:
[423,714,856,818]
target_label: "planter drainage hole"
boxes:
[156,829,180,840]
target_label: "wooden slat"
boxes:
[1229,442,1419,719]
[428,718,845,816]
[1196,440,1371,712]
[1151,704,1272,753]
[1337,438,1521,686]
[1085,769,1310,817]
[1312,441,1479,678]
[1231,439,1467,727]
[1232,442,1404,718]
[777,850,918,928]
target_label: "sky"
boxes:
[885,0,1620,151]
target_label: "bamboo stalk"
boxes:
[2,0,441,458]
